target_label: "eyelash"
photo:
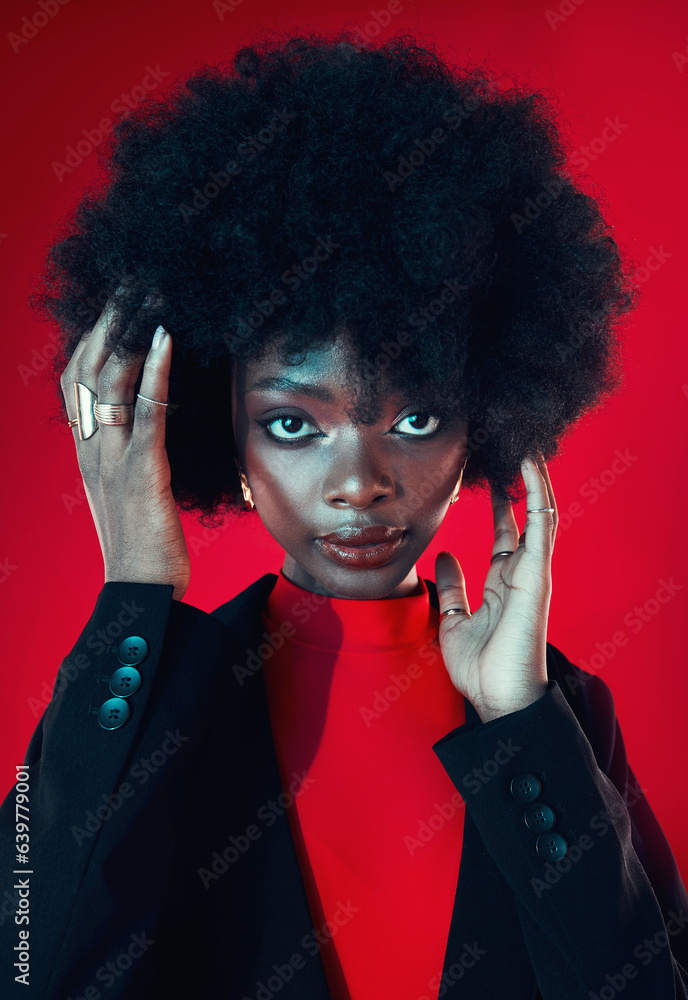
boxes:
[256,413,442,444]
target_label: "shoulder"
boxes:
[544,639,619,774]
[209,572,278,629]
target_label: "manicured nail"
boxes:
[152,325,167,349]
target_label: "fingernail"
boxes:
[152,325,167,350]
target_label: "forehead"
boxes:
[234,331,399,414]
[244,332,357,385]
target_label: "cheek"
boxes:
[245,440,318,513]
[402,449,462,513]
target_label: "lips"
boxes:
[320,526,403,545]
[315,526,405,569]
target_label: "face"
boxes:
[231,333,468,600]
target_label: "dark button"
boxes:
[117,636,149,665]
[524,801,556,832]
[109,666,142,698]
[535,831,568,860]
[98,698,130,730]
[510,772,542,804]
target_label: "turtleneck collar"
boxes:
[263,568,439,656]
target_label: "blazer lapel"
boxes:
[423,579,539,1000]
[211,574,538,1000]
[210,573,332,997]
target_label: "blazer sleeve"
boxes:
[0,581,235,1000]
[431,646,688,1000]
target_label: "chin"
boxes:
[311,558,417,601]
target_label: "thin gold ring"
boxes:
[439,607,471,621]
[136,393,168,407]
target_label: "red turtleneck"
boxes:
[261,569,467,1000]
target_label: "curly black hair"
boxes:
[33,25,639,522]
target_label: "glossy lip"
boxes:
[315,526,406,569]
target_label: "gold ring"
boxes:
[439,607,471,621]
[136,393,168,407]
[93,402,135,425]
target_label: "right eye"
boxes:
[261,415,321,442]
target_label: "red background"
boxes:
[1,0,687,880]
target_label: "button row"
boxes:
[98,636,148,731]
[509,771,568,860]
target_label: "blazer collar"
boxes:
[211,573,538,999]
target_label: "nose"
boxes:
[322,439,396,509]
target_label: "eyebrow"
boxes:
[245,376,335,402]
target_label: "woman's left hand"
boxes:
[435,452,558,723]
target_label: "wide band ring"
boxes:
[439,607,471,621]
[526,507,555,513]
[93,402,135,425]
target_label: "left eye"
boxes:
[393,413,441,437]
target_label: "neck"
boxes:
[281,555,422,599]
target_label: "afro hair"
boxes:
[33,25,639,521]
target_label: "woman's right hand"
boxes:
[60,296,190,601]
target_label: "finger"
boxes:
[490,492,519,565]
[435,551,471,624]
[60,290,127,406]
[95,338,151,459]
[521,455,555,559]
[131,326,172,448]
[535,452,558,547]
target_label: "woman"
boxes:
[2,28,687,1000]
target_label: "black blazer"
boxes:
[1,573,688,999]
